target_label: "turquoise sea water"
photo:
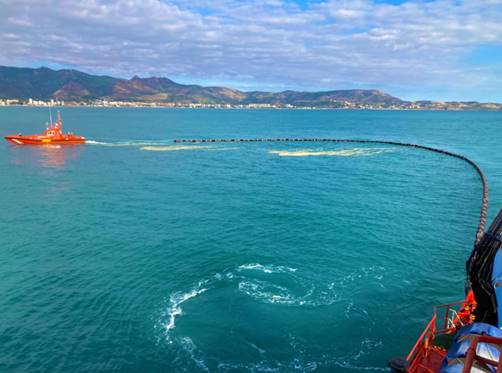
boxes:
[1,107,502,372]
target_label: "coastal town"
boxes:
[1,98,501,111]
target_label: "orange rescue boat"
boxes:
[5,112,85,145]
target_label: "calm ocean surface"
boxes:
[1,107,502,372]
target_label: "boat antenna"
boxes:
[49,105,53,125]
[57,111,61,129]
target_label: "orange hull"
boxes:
[5,134,85,145]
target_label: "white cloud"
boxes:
[0,0,501,100]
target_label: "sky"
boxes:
[1,0,502,101]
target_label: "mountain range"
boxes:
[0,66,403,106]
[0,66,500,110]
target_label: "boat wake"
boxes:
[269,147,394,157]
[86,139,238,152]
[86,139,172,147]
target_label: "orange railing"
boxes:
[462,335,502,373]
[435,300,470,334]
[406,313,437,372]
[406,301,468,372]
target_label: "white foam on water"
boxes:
[86,139,171,147]
[140,145,239,152]
[161,265,382,335]
[160,263,343,345]
[236,276,338,307]
[248,342,267,356]
[236,263,315,306]
[353,338,383,361]
[238,280,297,305]
[159,267,386,371]
[158,264,389,372]
[160,264,321,336]
[85,140,109,145]
[164,284,208,340]
[86,139,238,153]
[343,301,370,320]
[269,147,393,157]
[205,146,240,151]
[178,336,210,372]
[140,145,213,151]
[333,360,389,372]
[333,266,386,289]
[238,263,297,274]
[217,359,318,373]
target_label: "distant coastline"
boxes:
[1,98,501,111]
[1,65,501,111]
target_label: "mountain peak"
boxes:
[0,65,403,106]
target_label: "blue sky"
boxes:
[0,0,501,101]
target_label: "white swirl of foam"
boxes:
[165,285,208,339]
[238,280,296,305]
[269,147,393,157]
[238,263,297,274]
[160,262,343,343]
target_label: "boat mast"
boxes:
[56,111,62,130]
[49,105,53,126]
